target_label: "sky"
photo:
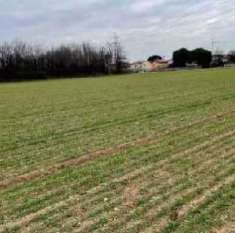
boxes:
[0,0,234,61]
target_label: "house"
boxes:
[149,59,171,71]
[129,61,150,72]
[129,58,170,73]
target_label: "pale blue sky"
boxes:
[0,0,234,60]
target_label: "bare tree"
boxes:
[107,35,126,73]
[0,38,128,82]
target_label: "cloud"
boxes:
[130,0,164,13]
[0,0,234,60]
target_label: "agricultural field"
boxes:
[0,68,235,233]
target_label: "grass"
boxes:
[0,68,235,233]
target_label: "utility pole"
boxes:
[211,39,220,54]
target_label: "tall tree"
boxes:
[173,48,190,67]
[108,35,126,73]
[147,55,162,63]
[191,48,212,68]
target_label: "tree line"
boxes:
[0,37,126,82]
[172,48,235,68]
[173,48,212,68]
[1,38,235,82]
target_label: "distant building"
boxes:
[129,61,149,72]
[129,58,171,73]
[149,59,171,71]
[211,54,228,67]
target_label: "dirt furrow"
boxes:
[1,110,234,191]
[141,175,235,233]
[108,163,234,233]
[78,129,235,209]
[77,146,235,233]
[1,127,234,232]
[0,194,82,233]
[6,140,233,233]
[1,126,230,227]
[213,208,235,233]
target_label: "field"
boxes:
[0,68,235,233]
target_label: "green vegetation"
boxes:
[0,68,235,233]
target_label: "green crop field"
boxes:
[0,68,235,233]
